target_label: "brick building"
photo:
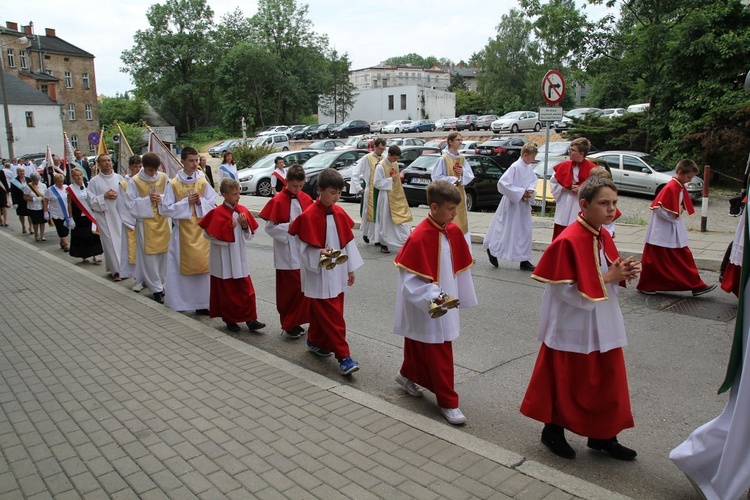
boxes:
[0,21,99,153]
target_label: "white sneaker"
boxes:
[440,407,466,425]
[131,282,144,292]
[395,373,423,397]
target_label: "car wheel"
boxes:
[511,124,519,133]
[534,122,541,132]
[282,146,289,151]
[493,130,499,134]
[394,128,400,134]
[465,190,476,212]
[257,179,273,197]
[341,132,347,139]
[431,126,435,132]
[469,125,476,131]
[655,184,666,197]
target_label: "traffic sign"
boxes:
[88,132,100,145]
[539,107,563,122]
[541,70,565,105]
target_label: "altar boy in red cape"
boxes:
[198,178,266,333]
[521,176,641,461]
[288,168,364,376]
[259,164,312,338]
[550,137,598,241]
[393,180,477,425]
[636,159,715,296]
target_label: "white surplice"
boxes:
[297,216,364,300]
[116,174,140,281]
[87,172,124,275]
[483,157,537,262]
[551,168,580,227]
[373,159,411,249]
[126,171,168,294]
[160,170,217,311]
[264,199,303,270]
[644,190,689,248]
[206,204,254,279]
[349,152,382,244]
[394,232,478,343]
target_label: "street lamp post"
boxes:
[0,36,29,160]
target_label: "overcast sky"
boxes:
[2,0,518,96]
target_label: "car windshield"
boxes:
[407,156,440,171]
[500,112,523,119]
[642,154,673,172]
[300,153,336,171]
[565,109,592,118]
[343,136,360,146]
[533,158,565,178]
[538,142,570,155]
[249,137,270,147]
[480,139,511,146]
[248,155,277,170]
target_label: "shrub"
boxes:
[233,144,277,168]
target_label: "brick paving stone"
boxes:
[453,474,498,499]
[497,473,537,497]
[254,487,288,500]
[98,471,130,495]
[514,480,556,500]
[234,470,270,493]
[206,469,242,494]
[541,489,575,500]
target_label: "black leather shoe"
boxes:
[363,236,369,244]
[225,322,240,332]
[520,261,536,272]
[541,424,576,459]
[487,249,498,268]
[152,292,164,304]
[587,437,637,461]
[195,309,210,316]
[246,320,266,331]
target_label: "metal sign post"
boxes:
[539,70,566,217]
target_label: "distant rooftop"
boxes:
[0,21,94,58]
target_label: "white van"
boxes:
[249,133,290,151]
[627,103,650,113]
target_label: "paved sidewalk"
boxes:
[237,195,734,272]
[0,232,632,498]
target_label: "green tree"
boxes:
[98,94,147,128]
[121,0,217,132]
[448,73,468,92]
[214,7,254,51]
[319,51,356,122]
[382,53,440,68]
[454,90,486,116]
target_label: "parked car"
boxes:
[434,118,450,130]
[386,137,425,147]
[381,120,412,134]
[587,151,704,199]
[404,120,436,133]
[312,123,339,139]
[334,135,366,150]
[258,125,290,136]
[238,150,323,196]
[304,124,323,140]
[476,115,500,131]
[603,108,626,119]
[531,156,568,209]
[303,139,345,151]
[248,133,290,152]
[455,114,479,131]
[491,111,541,134]
[441,118,458,131]
[552,108,604,133]
[369,120,389,133]
[474,137,532,167]
[537,141,599,156]
[285,125,306,138]
[300,150,369,200]
[208,139,238,158]
[401,154,507,211]
[329,120,370,138]
[627,103,650,114]
[424,139,448,150]
[396,146,442,169]
[458,140,482,155]
[292,125,313,140]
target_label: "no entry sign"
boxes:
[542,70,566,105]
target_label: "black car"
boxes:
[401,154,507,211]
[300,149,369,200]
[474,137,531,167]
[310,123,339,139]
[329,120,371,139]
[292,126,312,140]
[396,146,441,169]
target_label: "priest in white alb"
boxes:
[87,154,124,281]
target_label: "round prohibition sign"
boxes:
[88,132,101,145]
[542,70,566,105]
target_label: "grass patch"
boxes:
[618,214,648,226]
[180,126,236,151]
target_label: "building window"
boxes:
[44,69,53,76]
[68,104,76,121]
[65,71,72,88]
[71,135,78,149]
[82,73,90,89]
[40,83,48,95]
[6,49,15,68]
[388,95,394,110]
[401,94,407,110]
[25,112,34,127]
[19,50,27,69]
[89,143,96,153]
[85,104,93,121]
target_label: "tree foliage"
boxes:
[99,94,147,128]
[381,53,441,68]
[318,51,357,122]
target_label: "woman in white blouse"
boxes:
[23,172,47,242]
[43,173,71,252]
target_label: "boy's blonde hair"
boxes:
[220,178,240,194]
[521,143,538,156]
[427,180,461,206]
[589,166,612,180]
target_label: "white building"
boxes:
[0,70,63,158]
[318,85,455,124]
[350,65,451,91]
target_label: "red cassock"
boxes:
[288,201,355,359]
[198,203,260,323]
[721,263,741,297]
[521,217,634,439]
[637,178,705,292]
[259,189,314,330]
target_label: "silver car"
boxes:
[491,111,541,133]
[587,151,703,200]
[238,150,323,196]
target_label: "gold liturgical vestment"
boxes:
[380,160,412,225]
[120,179,136,265]
[169,177,210,275]
[132,173,170,255]
[442,154,469,233]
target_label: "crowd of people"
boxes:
[2,134,748,498]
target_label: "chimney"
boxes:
[23,25,33,35]
[6,22,19,31]
[45,28,56,37]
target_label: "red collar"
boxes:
[258,188,313,224]
[288,200,355,248]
